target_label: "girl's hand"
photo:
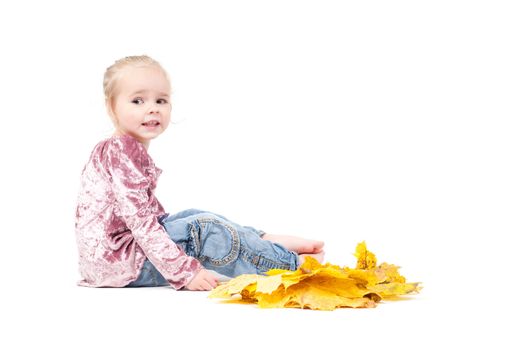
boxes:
[185,269,219,291]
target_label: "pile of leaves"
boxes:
[209,242,421,310]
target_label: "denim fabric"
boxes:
[127,209,299,287]
[127,259,168,287]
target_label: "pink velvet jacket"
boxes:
[75,134,201,289]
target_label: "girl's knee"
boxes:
[184,208,207,215]
[171,208,208,221]
[192,215,241,266]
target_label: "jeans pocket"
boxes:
[193,216,241,267]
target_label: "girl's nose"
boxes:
[148,103,159,114]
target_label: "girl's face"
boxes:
[110,66,171,148]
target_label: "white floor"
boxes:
[5,267,522,350]
[4,227,524,349]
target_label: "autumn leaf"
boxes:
[354,241,377,269]
[256,274,283,294]
[209,242,421,310]
[208,274,259,299]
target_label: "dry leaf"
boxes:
[209,241,421,310]
[354,241,377,269]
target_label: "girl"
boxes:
[75,55,324,291]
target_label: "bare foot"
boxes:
[298,251,325,265]
[262,233,324,254]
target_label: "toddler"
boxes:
[75,55,324,291]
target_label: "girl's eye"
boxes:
[157,98,168,104]
[132,98,144,104]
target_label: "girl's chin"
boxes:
[114,128,165,143]
[137,131,165,143]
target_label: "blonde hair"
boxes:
[103,55,171,112]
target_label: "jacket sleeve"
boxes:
[104,137,201,289]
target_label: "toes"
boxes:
[312,241,325,253]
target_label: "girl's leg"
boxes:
[261,233,325,254]
[126,259,169,287]
[161,208,209,221]
[127,209,213,287]
[162,209,267,242]
[159,212,298,277]
[171,210,325,254]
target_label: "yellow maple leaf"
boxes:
[375,262,406,284]
[257,285,289,308]
[208,274,259,299]
[209,241,421,311]
[369,282,421,298]
[281,284,377,310]
[354,241,377,269]
[302,275,376,300]
[256,274,283,294]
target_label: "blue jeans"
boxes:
[128,209,299,287]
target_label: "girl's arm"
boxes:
[105,136,201,289]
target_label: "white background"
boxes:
[1,1,525,349]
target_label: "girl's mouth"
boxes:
[142,121,160,127]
